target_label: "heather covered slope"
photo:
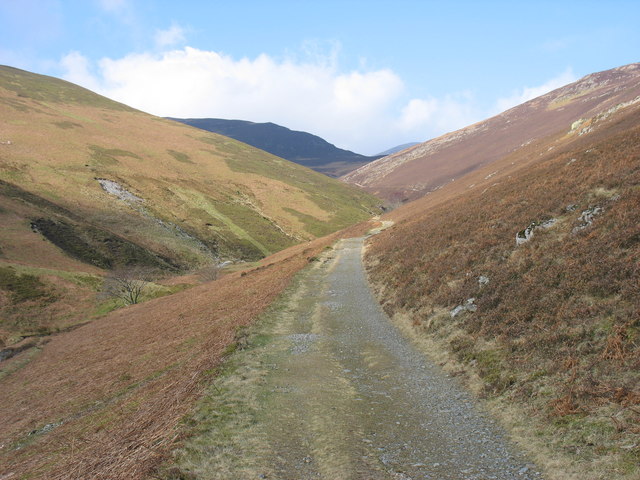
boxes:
[364,100,640,478]
[0,66,379,344]
[169,117,381,177]
[344,63,640,202]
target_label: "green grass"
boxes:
[88,144,141,166]
[52,121,82,129]
[211,137,380,232]
[283,207,335,236]
[0,266,52,303]
[0,66,135,111]
[0,262,102,290]
[215,200,296,255]
[187,125,371,223]
[167,186,296,259]
[167,149,194,164]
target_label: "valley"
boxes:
[0,221,377,479]
[0,62,638,480]
[167,228,542,480]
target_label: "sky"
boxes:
[1,1,638,155]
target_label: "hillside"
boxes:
[343,63,640,202]
[364,83,640,478]
[0,65,380,347]
[169,117,381,177]
[0,219,378,479]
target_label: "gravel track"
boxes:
[177,231,544,479]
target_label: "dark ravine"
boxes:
[168,228,543,479]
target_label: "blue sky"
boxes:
[1,0,638,154]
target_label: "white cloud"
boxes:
[398,93,479,141]
[97,0,136,27]
[494,68,577,113]
[154,25,186,48]
[400,98,439,130]
[98,0,128,13]
[58,47,484,154]
[59,51,102,92]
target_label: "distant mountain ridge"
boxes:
[343,62,640,201]
[168,117,382,177]
[376,142,420,156]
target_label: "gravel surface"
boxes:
[176,232,545,479]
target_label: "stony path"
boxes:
[174,231,544,479]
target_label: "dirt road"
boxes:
[173,230,543,479]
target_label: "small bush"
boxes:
[0,267,51,303]
[100,266,156,305]
[198,264,221,282]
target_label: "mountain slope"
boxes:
[169,117,381,177]
[365,82,640,478]
[0,65,380,344]
[343,63,640,202]
[0,66,379,264]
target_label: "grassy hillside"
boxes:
[365,104,640,478]
[0,66,379,345]
[0,219,378,480]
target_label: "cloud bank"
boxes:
[60,46,574,154]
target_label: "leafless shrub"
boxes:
[198,264,221,282]
[101,266,156,305]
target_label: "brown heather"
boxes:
[365,104,640,477]
[0,220,377,479]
